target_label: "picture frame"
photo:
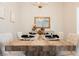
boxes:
[10,7,16,23]
[0,6,5,21]
[34,17,50,28]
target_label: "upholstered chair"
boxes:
[17,32,23,39]
[57,33,79,56]
[58,32,64,40]
[0,33,25,56]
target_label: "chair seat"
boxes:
[3,51,25,56]
[57,51,76,56]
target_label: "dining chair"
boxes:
[58,32,64,40]
[57,33,79,56]
[0,33,25,56]
[17,32,24,39]
[0,33,13,56]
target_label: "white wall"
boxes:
[19,2,64,33]
[0,3,20,38]
[77,8,79,34]
[0,2,68,38]
[63,2,79,37]
[16,2,79,37]
[0,2,78,38]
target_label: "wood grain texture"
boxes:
[5,39,77,56]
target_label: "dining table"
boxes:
[5,36,76,56]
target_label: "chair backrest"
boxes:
[0,33,13,56]
[0,33,13,43]
[58,32,64,39]
[66,33,79,45]
[17,32,23,39]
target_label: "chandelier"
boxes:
[32,2,48,8]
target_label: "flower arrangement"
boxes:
[37,27,45,35]
[32,24,36,31]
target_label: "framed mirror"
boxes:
[34,17,50,28]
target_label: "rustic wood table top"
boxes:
[5,38,76,46]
